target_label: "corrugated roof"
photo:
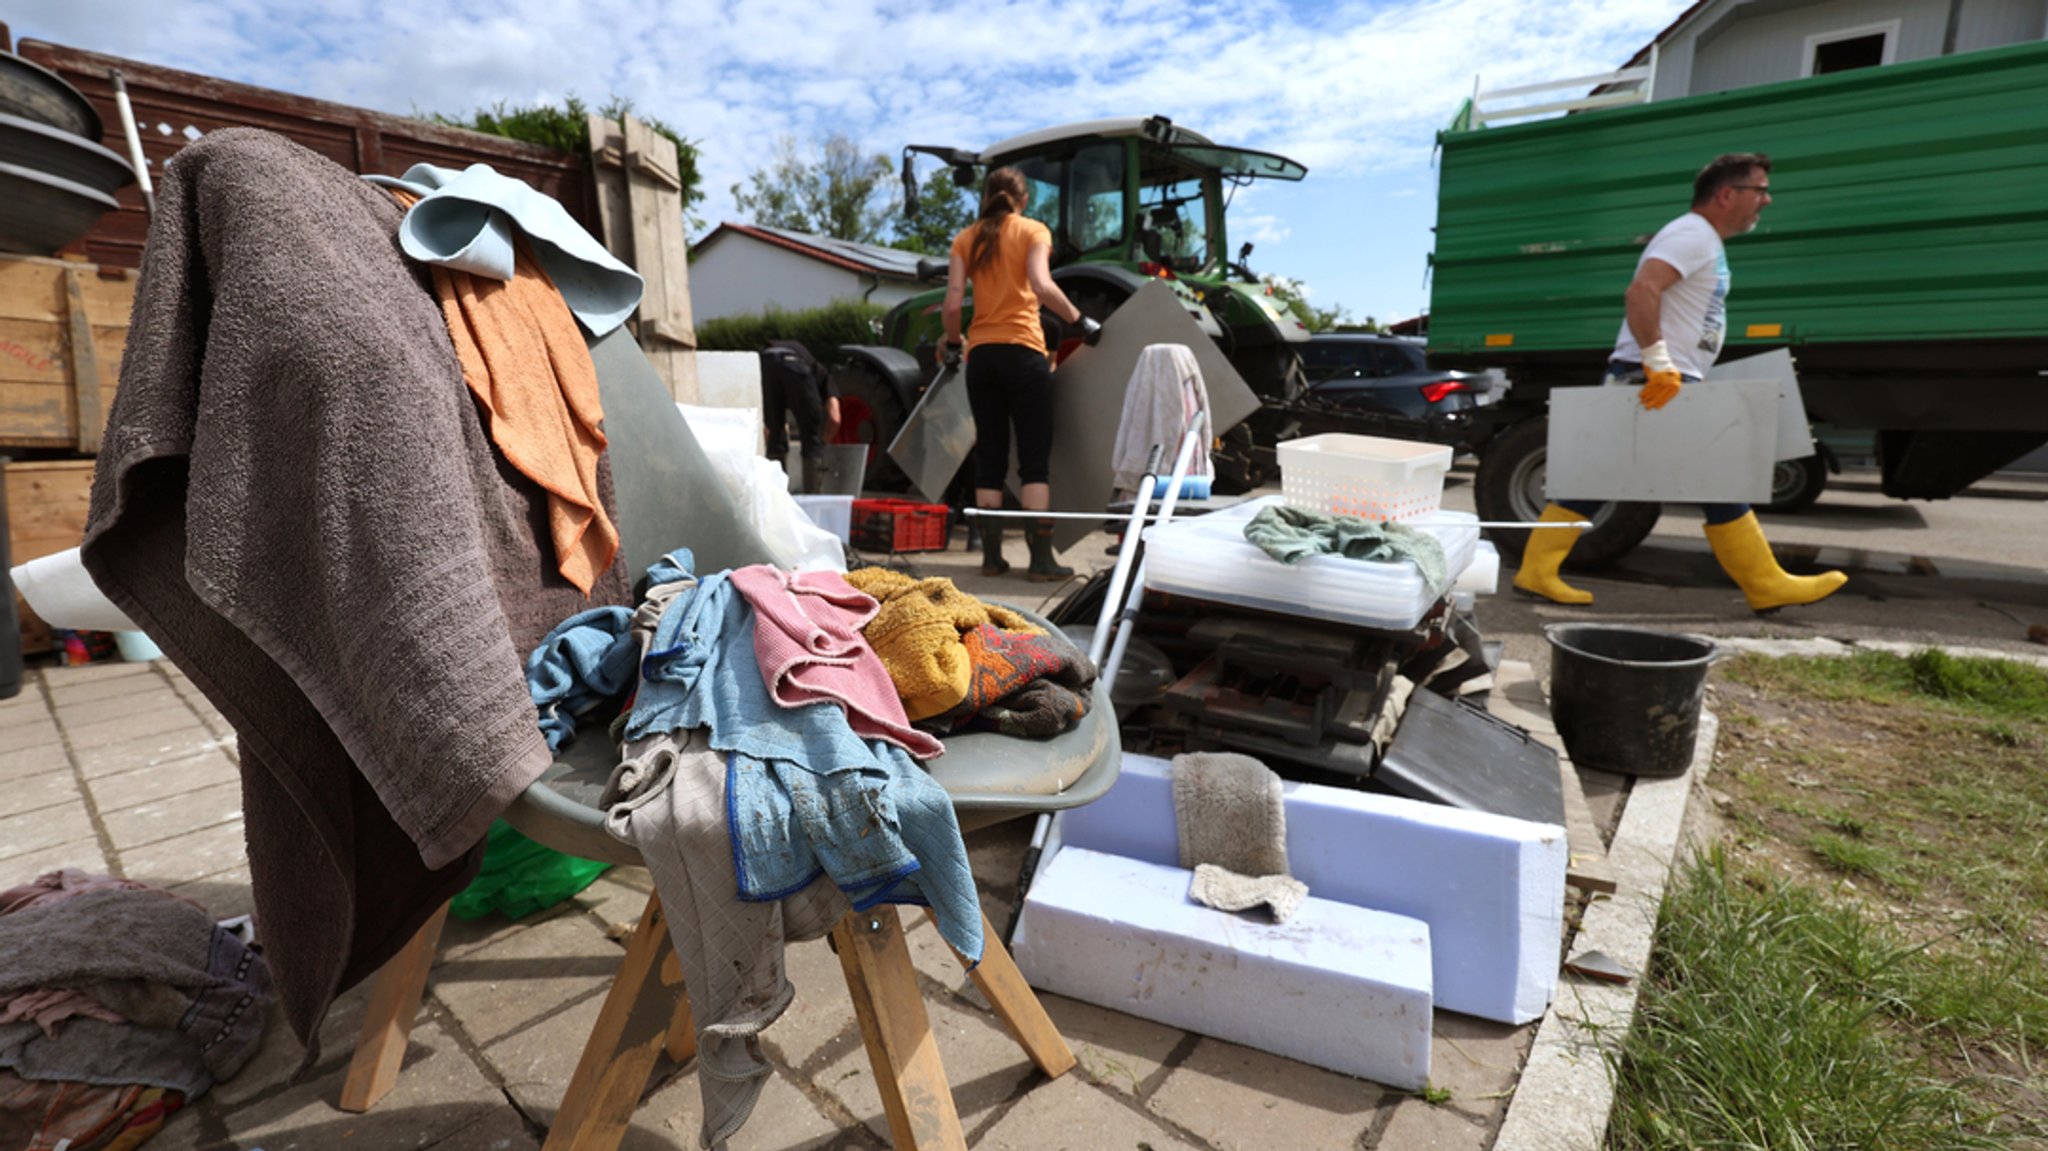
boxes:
[697,222,927,279]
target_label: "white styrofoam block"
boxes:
[792,494,852,542]
[1056,754,1565,1024]
[696,350,765,410]
[1013,846,1433,1089]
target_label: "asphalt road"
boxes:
[1437,465,2048,667]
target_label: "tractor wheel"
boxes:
[1474,417,1660,568]
[832,360,909,493]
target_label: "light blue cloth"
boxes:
[527,606,638,751]
[626,551,983,962]
[364,162,644,334]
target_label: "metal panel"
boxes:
[1428,39,2048,362]
[1547,380,1780,504]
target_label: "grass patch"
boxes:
[1609,852,2009,1150]
[1610,649,2048,1148]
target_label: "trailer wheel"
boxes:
[1474,417,1660,568]
[833,359,910,492]
[1762,455,1827,513]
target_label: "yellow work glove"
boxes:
[1638,339,1682,411]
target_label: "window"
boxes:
[1067,143,1126,254]
[1804,21,1898,76]
[1011,155,1064,236]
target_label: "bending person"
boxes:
[941,166,1099,581]
[1514,152,1846,614]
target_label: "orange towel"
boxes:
[391,188,619,593]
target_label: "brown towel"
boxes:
[79,128,629,1059]
[402,191,617,594]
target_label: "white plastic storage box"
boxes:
[1280,433,1454,521]
[1142,495,1479,631]
[1023,754,1566,1026]
[791,494,853,543]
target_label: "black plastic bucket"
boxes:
[1545,624,1717,778]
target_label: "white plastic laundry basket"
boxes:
[1279,433,1454,521]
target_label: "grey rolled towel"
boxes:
[1171,751,1306,923]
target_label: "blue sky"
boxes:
[12,0,1690,324]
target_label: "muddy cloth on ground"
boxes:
[0,1075,182,1151]
[920,622,1097,739]
[0,884,272,1097]
[623,552,981,963]
[1243,503,1450,597]
[78,128,630,1058]
[728,565,942,759]
[603,727,848,1151]
[1172,752,1306,924]
[841,568,1041,721]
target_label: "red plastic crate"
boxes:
[850,499,950,553]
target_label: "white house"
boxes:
[688,223,934,322]
[1626,0,2046,99]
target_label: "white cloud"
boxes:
[10,0,1687,312]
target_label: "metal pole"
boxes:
[1100,427,1202,690]
[1086,444,1163,668]
[111,71,155,218]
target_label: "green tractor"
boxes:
[833,115,1310,491]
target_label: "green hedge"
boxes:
[694,299,888,363]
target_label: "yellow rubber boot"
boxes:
[1511,504,1595,605]
[1703,511,1847,613]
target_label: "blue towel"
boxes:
[365,162,645,334]
[628,551,983,962]
[527,606,638,751]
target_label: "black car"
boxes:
[1298,333,1497,422]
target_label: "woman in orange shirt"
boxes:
[942,167,1096,581]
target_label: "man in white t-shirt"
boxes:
[1515,153,1848,614]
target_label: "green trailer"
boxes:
[1428,39,2048,563]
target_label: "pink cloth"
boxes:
[0,870,150,916]
[730,565,945,760]
[0,986,125,1037]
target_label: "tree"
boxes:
[886,163,979,256]
[1261,274,1357,333]
[426,95,704,226]
[730,134,895,244]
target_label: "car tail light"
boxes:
[1420,380,1471,404]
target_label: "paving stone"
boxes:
[820,994,1041,1142]
[1037,993,1185,1099]
[762,934,858,1071]
[430,910,621,1046]
[208,980,372,1110]
[224,1018,504,1150]
[0,694,54,732]
[100,778,243,849]
[568,866,653,938]
[0,802,97,864]
[71,722,226,778]
[41,661,159,687]
[43,669,177,706]
[59,697,207,744]
[89,748,241,812]
[483,989,606,1120]
[642,1063,845,1151]
[0,740,70,783]
[172,866,256,921]
[902,911,985,1009]
[974,1072,1202,1150]
[6,764,85,816]
[0,716,62,752]
[0,834,107,880]
[1373,1096,1497,1150]
[1147,1037,1387,1151]
[423,1106,540,1151]
[120,820,248,888]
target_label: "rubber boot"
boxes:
[980,518,1010,577]
[1511,504,1595,605]
[1703,511,1847,613]
[1025,519,1074,583]
[799,454,826,495]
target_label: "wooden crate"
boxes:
[0,254,136,453]
[6,459,98,656]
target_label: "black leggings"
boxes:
[966,343,1054,488]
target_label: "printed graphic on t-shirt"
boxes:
[1697,250,1729,358]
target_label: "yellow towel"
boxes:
[392,187,618,594]
[846,568,1039,720]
